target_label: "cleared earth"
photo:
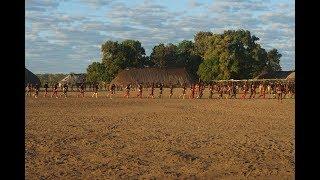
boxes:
[25,90,294,179]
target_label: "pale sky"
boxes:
[26,0,295,74]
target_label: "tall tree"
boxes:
[150,43,166,67]
[150,43,178,67]
[196,29,280,80]
[86,62,110,83]
[121,40,146,67]
[266,49,282,71]
[194,31,213,57]
[176,40,203,79]
[101,40,147,80]
[197,55,221,82]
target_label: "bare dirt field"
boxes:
[25,90,294,179]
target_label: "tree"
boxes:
[194,31,213,57]
[86,62,110,83]
[196,29,281,80]
[101,40,148,81]
[197,55,220,82]
[121,40,146,67]
[266,49,282,71]
[176,40,203,79]
[150,44,165,67]
[150,43,178,67]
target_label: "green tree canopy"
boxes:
[86,62,110,83]
[85,29,283,84]
[194,31,213,57]
[176,40,203,79]
[101,40,148,80]
[150,43,179,67]
[197,55,221,82]
[266,49,282,71]
[196,29,281,81]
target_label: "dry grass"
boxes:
[25,89,294,179]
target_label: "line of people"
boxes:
[26,81,294,101]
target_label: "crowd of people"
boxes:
[25,81,295,101]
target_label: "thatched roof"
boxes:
[25,68,40,86]
[254,71,294,80]
[110,67,194,87]
[58,73,86,85]
[286,72,295,81]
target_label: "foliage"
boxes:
[266,49,282,71]
[176,40,203,79]
[149,41,202,79]
[149,43,178,67]
[86,62,110,83]
[84,29,283,83]
[196,29,280,81]
[101,40,148,80]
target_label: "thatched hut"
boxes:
[25,68,40,86]
[254,71,295,81]
[110,67,194,87]
[58,73,86,87]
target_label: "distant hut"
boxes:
[25,68,40,86]
[58,73,86,87]
[254,71,295,81]
[110,67,194,88]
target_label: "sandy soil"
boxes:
[25,90,294,179]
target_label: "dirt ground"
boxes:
[25,90,295,179]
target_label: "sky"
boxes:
[26,0,295,74]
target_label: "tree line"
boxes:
[87,29,282,84]
[39,29,282,85]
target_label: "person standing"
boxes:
[197,83,204,99]
[106,84,115,99]
[179,83,187,99]
[190,84,195,99]
[26,83,31,97]
[263,83,267,99]
[158,83,164,98]
[258,82,266,99]
[148,83,155,99]
[289,82,295,98]
[43,82,49,97]
[110,84,116,99]
[249,82,256,99]
[137,83,143,98]
[241,82,248,99]
[112,84,116,94]
[225,83,232,99]
[271,82,276,99]
[230,82,237,99]
[208,83,214,99]
[60,83,68,98]
[51,83,59,98]
[216,83,221,99]
[33,83,40,98]
[266,83,272,98]
[124,83,131,98]
[169,84,174,99]
[78,83,85,98]
[276,83,283,102]
[219,84,225,99]
[92,83,99,98]
[283,82,290,99]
